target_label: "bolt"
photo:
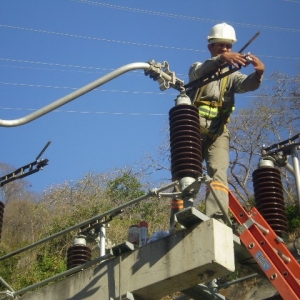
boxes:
[248,242,255,249]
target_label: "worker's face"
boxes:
[208,42,232,57]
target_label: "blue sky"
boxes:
[0,0,299,193]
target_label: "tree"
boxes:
[228,71,300,206]
[0,166,171,291]
[0,163,44,290]
[0,163,36,203]
[106,171,146,206]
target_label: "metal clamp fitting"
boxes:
[144,60,184,91]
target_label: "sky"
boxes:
[0,0,299,194]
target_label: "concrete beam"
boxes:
[20,219,234,300]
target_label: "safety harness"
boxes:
[193,73,234,141]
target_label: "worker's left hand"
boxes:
[246,54,265,76]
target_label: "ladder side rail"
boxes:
[228,191,300,299]
[245,211,300,298]
[249,207,300,276]
[239,229,300,300]
[229,192,300,276]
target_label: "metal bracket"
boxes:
[79,210,123,237]
[175,207,208,228]
[236,218,256,235]
[0,291,14,299]
[151,177,202,200]
[181,283,228,300]
[0,277,15,299]
[261,154,288,168]
[111,241,135,256]
[236,215,271,237]
[181,177,202,199]
[110,291,136,300]
[262,133,300,156]
[144,60,184,91]
[0,141,51,187]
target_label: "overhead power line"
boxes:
[0,24,299,60]
[0,58,187,77]
[71,0,300,33]
[284,0,300,3]
[3,81,294,96]
[0,107,167,116]
[0,81,172,95]
[1,24,300,60]
[0,63,298,83]
[0,58,117,72]
[2,79,296,98]
[1,106,297,117]
[0,24,205,53]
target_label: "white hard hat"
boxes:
[207,23,237,44]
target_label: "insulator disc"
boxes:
[0,201,4,241]
[170,130,201,146]
[169,104,202,181]
[67,245,92,270]
[169,105,200,120]
[171,149,202,165]
[252,167,288,238]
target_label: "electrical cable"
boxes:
[71,0,300,33]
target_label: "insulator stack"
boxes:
[169,104,202,181]
[0,201,4,241]
[252,166,288,239]
[67,236,92,270]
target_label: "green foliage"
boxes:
[106,172,146,204]
[220,264,252,283]
[0,248,18,288]
[285,203,300,234]
[35,252,66,281]
[0,168,172,292]
[11,251,67,290]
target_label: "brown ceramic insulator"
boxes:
[67,245,92,270]
[0,201,4,242]
[252,167,288,238]
[169,105,202,181]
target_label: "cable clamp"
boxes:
[145,60,184,91]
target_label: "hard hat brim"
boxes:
[208,38,237,44]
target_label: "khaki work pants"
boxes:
[202,128,230,223]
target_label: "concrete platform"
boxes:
[19,218,235,300]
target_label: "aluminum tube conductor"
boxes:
[0,62,173,127]
[100,225,106,257]
[291,147,300,214]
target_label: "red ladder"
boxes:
[228,190,300,300]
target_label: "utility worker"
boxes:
[188,23,265,223]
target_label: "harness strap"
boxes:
[193,73,229,141]
[193,74,228,108]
